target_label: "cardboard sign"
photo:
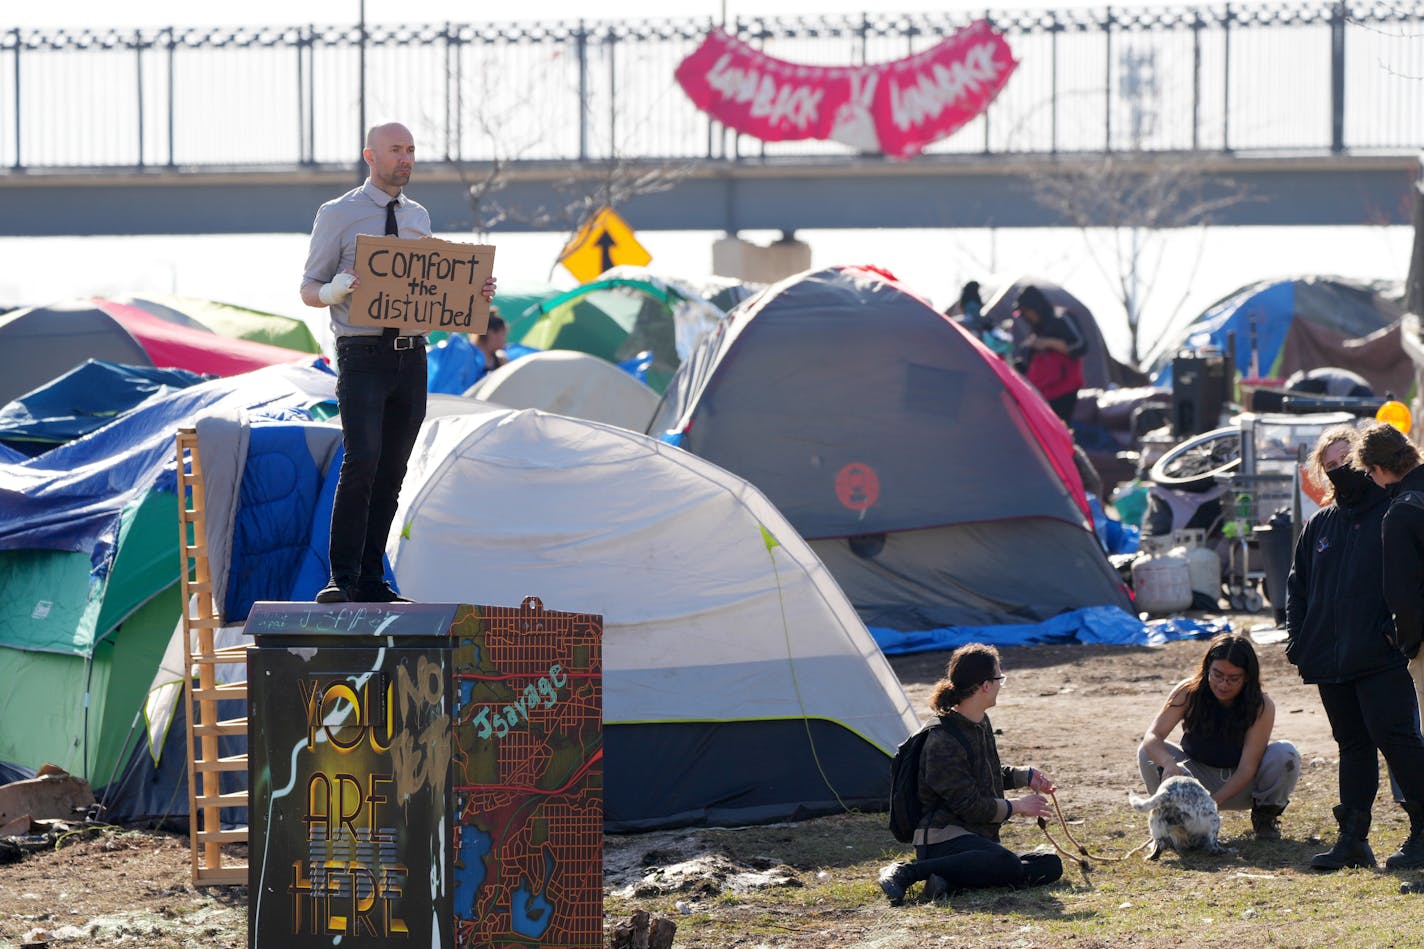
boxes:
[349,235,495,334]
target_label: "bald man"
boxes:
[302,122,494,603]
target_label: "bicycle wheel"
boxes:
[1149,426,1241,490]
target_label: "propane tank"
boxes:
[1132,550,1193,615]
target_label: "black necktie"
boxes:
[383,199,399,340]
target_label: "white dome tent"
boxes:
[389,408,918,830]
[464,349,660,432]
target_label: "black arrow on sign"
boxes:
[596,230,616,273]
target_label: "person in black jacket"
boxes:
[1358,420,1424,703]
[1287,425,1424,870]
[1013,286,1087,425]
[878,643,1062,905]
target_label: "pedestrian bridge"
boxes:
[2,2,1420,235]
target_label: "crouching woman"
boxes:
[879,643,1062,905]
[1138,633,1301,840]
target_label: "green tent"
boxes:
[0,490,179,785]
[509,277,721,393]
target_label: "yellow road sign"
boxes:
[558,207,651,283]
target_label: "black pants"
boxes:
[1047,391,1078,426]
[903,833,1062,891]
[328,337,427,588]
[1317,665,1424,811]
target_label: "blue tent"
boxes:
[1148,276,1405,392]
[0,360,206,458]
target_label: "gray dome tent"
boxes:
[650,266,1132,631]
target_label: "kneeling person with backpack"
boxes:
[881,643,1063,905]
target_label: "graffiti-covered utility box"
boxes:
[247,599,603,948]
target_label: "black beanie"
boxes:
[1016,286,1051,317]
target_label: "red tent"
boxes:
[89,298,311,377]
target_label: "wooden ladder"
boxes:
[176,427,250,886]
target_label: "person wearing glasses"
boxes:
[1138,632,1300,841]
[878,643,1062,905]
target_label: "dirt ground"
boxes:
[0,618,1340,948]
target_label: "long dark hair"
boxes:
[1182,632,1264,742]
[929,643,1000,715]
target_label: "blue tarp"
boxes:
[1087,494,1140,555]
[870,606,1232,655]
[1155,282,1294,389]
[0,360,206,457]
[427,333,485,395]
[427,337,542,395]
[0,361,335,577]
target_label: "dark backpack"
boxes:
[889,717,980,843]
[888,716,952,843]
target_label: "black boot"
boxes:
[877,862,917,906]
[1386,801,1424,870]
[1311,805,1376,871]
[1251,804,1285,841]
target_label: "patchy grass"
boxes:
[607,789,1424,949]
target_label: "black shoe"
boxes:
[1312,805,1375,871]
[1386,802,1424,870]
[356,581,413,603]
[1251,804,1284,841]
[315,581,350,603]
[922,874,949,901]
[878,862,914,906]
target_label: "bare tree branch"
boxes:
[1027,155,1256,366]
[432,40,694,271]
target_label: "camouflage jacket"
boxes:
[916,709,1032,843]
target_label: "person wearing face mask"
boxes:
[1285,425,1424,871]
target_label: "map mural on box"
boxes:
[450,601,604,948]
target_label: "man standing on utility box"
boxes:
[301,121,496,603]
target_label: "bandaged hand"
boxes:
[318,272,357,305]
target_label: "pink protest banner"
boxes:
[674,21,1018,160]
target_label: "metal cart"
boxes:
[1217,472,1294,612]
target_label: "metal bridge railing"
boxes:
[1,2,1422,171]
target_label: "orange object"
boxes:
[1299,463,1328,506]
[1377,400,1413,435]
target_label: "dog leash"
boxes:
[1036,790,1152,872]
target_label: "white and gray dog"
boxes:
[1128,775,1230,860]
